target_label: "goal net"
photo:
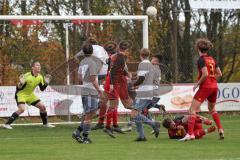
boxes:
[0,15,152,124]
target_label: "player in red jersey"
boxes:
[179,38,224,141]
[108,40,132,104]
[92,41,125,137]
[163,115,216,139]
[103,40,133,136]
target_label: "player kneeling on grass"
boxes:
[130,48,160,142]
[72,43,103,144]
[162,115,216,140]
[3,61,55,129]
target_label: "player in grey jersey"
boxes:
[130,48,160,141]
[72,43,103,144]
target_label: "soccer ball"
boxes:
[146,6,157,16]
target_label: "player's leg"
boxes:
[119,83,133,110]
[194,123,216,139]
[72,115,84,142]
[103,99,118,138]
[105,107,113,129]
[207,88,224,140]
[131,99,160,139]
[34,101,55,128]
[208,102,224,139]
[92,92,108,130]
[179,88,209,141]
[75,95,98,143]
[3,94,27,129]
[112,107,124,133]
[4,103,26,129]
[179,99,202,141]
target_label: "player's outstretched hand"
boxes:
[19,74,26,84]
[45,74,52,84]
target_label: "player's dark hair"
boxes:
[31,61,40,67]
[87,37,98,45]
[162,118,172,129]
[195,38,213,53]
[104,41,117,55]
[140,48,150,59]
[82,43,93,57]
[152,54,163,63]
[119,40,132,51]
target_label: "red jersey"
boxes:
[197,54,218,88]
[109,53,127,84]
[168,121,186,139]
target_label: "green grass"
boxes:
[0,115,240,160]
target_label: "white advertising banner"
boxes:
[151,83,240,113]
[189,0,240,9]
[0,83,239,117]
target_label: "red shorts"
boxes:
[104,75,129,100]
[194,88,218,103]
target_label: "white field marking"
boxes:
[196,158,240,160]
[0,119,239,126]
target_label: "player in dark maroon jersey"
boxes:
[179,38,224,141]
[108,40,133,109]
[163,115,216,139]
[92,41,126,137]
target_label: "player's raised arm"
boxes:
[39,74,50,91]
[17,74,26,89]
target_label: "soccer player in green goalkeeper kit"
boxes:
[3,61,55,129]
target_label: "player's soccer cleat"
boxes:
[207,126,216,133]
[43,124,55,128]
[72,131,83,143]
[91,123,104,130]
[134,137,147,142]
[82,138,93,144]
[121,126,132,132]
[178,134,195,141]
[219,129,224,140]
[153,122,160,138]
[112,126,125,134]
[2,124,13,129]
[103,128,115,138]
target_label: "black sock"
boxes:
[40,112,48,125]
[6,112,19,125]
[82,133,88,139]
[77,126,83,132]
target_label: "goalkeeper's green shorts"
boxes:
[15,93,40,106]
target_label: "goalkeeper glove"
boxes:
[45,74,52,84]
[19,74,26,84]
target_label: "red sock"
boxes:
[98,103,107,124]
[188,114,196,135]
[113,108,118,127]
[211,111,223,130]
[106,109,113,128]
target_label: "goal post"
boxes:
[0,15,149,48]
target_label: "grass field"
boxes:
[0,115,240,160]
